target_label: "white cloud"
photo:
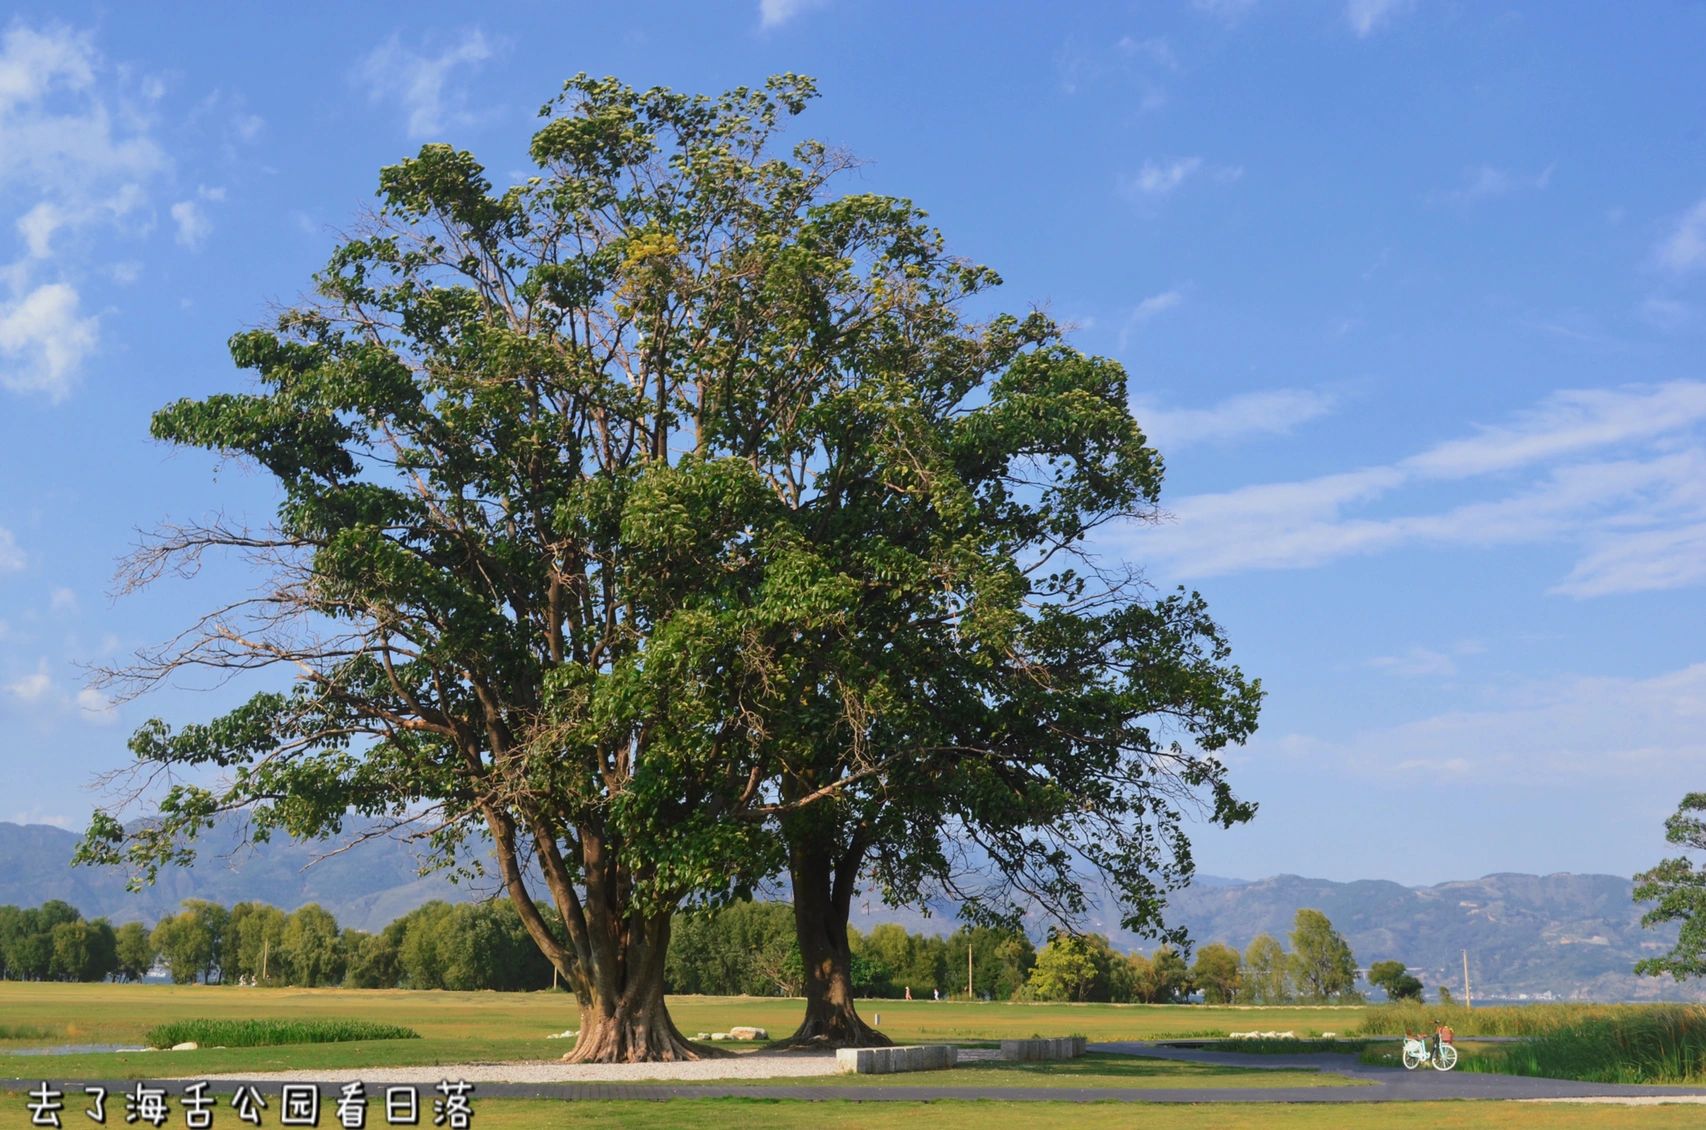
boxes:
[0,527,22,571]
[0,23,94,109]
[1130,382,1706,594]
[75,687,116,723]
[1398,382,1706,479]
[1287,662,1706,783]
[170,189,222,249]
[1346,0,1414,37]
[1369,647,1457,678]
[1656,198,1706,274]
[0,23,169,400]
[49,586,76,613]
[1128,157,1202,197]
[1640,296,1693,330]
[357,30,495,139]
[0,282,98,401]
[759,0,828,28]
[4,668,52,702]
[2,661,117,726]
[1117,290,1183,347]
[170,199,209,248]
[1437,164,1554,204]
[1135,388,1337,450]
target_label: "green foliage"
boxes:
[1366,959,1423,1002]
[1190,942,1242,1005]
[144,1018,420,1049]
[1024,931,1124,1002]
[113,921,154,982]
[76,72,1259,1058]
[150,900,230,985]
[0,902,124,983]
[1288,909,1359,1002]
[1635,793,1706,980]
[1459,1006,1706,1084]
[667,901,801,997]
[1239,933,1291,1004]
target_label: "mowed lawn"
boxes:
[0,982,1367,1078]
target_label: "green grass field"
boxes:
[0,982,1368,1079]
[6,984,1706,1129]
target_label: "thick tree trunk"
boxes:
[783,845,891,1049]
[560,908,719,1064]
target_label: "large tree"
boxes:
[76,73,1089,1061]
[1634,792,1706,980]
[1289,908,1358,1002]
[78,71,1257,1058]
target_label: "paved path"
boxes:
[14,1043,1706,1104]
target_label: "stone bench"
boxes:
[999,1036,1087,1061]
[835,1044,959,1074]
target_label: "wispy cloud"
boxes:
[1129,382,1706,595]
[1134,388,1337,450]
[169,185,224,250]
[0,282,99,401]
[1117,289,1183,347]
[0,527,22,572]
[1126,157,1201,197]
[0,22,169,400]
[1368,647,1458,678]
[357,30,496,139]
[1345,0,1414,38]
[2,660,116,725]
[759,0,828,29]
[1280,661,1706,783]
[1656,198,1706,274]
[1435,164,1554,205]
[1120,157,1242,203]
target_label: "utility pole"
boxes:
[1462,949,1471,1010]
[967,942,974,1000]
[260,937,269,984]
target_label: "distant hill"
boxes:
[0,820,474,932]
[1,820,1695,1001]
[1141,872,1700,1003]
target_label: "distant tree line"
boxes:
[1,897,1414,1003]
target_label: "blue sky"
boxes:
[2,1,1704,888]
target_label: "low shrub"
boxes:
[145,1018,420,1049]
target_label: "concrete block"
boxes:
[836,1044,958,1074]
[999,1036,1086,1062]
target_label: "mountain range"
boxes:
[1,820,1693,1002]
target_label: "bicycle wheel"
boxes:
[1434,1044,1458,1071]
[1402,1045,1425,1070]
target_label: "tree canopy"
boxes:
[1635,792,1706,980]
[78,72,1259,1061]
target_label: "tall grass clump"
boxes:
[0,1024,57,1040]
[1355,1001,1673,1039]
[1462,1006,1706,1085]
[145,1018,420,1049]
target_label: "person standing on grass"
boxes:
[904,987,912,1000]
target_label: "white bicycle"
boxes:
[1401,1035,1457,1071]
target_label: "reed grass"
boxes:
[1459,1006,1706,1084]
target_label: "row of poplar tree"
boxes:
[0,897,1373,1004]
